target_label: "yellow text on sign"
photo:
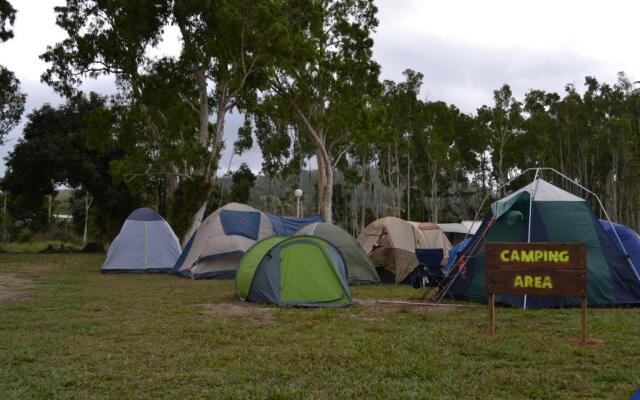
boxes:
[513,275,553,289]
[500,249,570,263]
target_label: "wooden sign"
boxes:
[484,242,588,343]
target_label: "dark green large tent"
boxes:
[236,236,352,307]
[295,222,380,284]
[444,176,640,308]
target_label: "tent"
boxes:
[599,220,640,277]
[235,236,352,307]
[173,203,274,279]
[444,177,640,308]
[357,217,452,283]
[102,208,181,273]
[266,214,323,236]
[409,222,453,258]
[295,222,380,284]
[437,221,482,235]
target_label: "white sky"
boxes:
[1,0,639,176]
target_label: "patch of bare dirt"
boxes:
[0,274,33,303]
[197,302,275,323]
[353,298,470,314]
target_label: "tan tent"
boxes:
[357,217,452,283]
[173,203,274,279]
[409,222,452,260]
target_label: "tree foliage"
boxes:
[4,2,640,241]
[0,65,25,143]
[229,163,256,204]
[0,0,16,42]
[41,0,301,242]
[257,0,381,223]
[1,94,138,239]
[0,0,25,144]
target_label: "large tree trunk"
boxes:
[182,200,207,246]
[290,102,334,223]
[406,157,411,221]
[395,141,401,217]
[181,72,231,245]
[361,150,367,230]
[315,144,334,223]
[387,146,394,216]
[180,68,213,244]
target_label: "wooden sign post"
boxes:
[484,243,588,343]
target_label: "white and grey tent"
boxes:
[173,203,274,279]
[102,208,181,273]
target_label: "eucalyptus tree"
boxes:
[476,84,523,195]
[42,0,293,243]
[262,0,381,222]
[376,70,423,217]
[412,101,456,223]
[171,0,294,240]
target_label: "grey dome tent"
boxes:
[173,203,274,279]
[295,222,380,284]
[102,208,181,273]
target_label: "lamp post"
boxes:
[294,189,303,218]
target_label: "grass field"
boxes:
[1,253,639,399]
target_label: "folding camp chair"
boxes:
[414,248,445,288]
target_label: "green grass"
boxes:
[0,254,639,399]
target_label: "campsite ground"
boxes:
[0,253,639,399]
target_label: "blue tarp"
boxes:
[599,219,640,277]
[220,210,261,240]
[266,214,323,236]
[445,238,472,274]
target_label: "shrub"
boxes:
[18,228,33,243]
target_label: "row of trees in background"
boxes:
[1,0,640,242]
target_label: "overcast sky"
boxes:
[1,0,639,176]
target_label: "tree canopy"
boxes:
[0,0,25,144]
[3,1,640,242]
[2,94,138,239]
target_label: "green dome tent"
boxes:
[295,222,380,284]
[236,236,352,307]
[444,176,640,308]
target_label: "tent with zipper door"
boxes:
[295,222,380,284]
[236,236,352,307]
[173,203,274,279]
[102,208,181,273]
[444,177,640,308]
